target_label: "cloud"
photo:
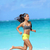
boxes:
[0,0,50,11]
[20,0,47,8]
[0,0,18,11]
[20,4,25,8]
[20,0,50,9]
[32,0,46,6]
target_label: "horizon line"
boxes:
[0,18,50,21]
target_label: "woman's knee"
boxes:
[29,45,33,49]
[23,47,27,50]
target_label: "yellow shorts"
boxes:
[22,33,30,40]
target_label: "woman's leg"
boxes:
[23,42,28,50]
[9,42,28,50]
[23,39,33,50]
[9,46,24,50]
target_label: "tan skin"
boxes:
[10,14,36,50]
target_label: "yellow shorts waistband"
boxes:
[23,33,30,36]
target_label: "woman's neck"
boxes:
[24,20,28,23]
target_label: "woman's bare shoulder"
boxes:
[20,22,24,27]
[21,22,24,24]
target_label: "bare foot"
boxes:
[9,46,14,50]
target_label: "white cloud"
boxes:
[32,0,46,5]
[19,0,50,9]
[24,0,47,8]
[0,0,18,11]
[20,4,25,8]
[0,0,50,11]
[10,0,50,10]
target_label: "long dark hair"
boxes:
[14,13,28,23]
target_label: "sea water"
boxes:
[0,19,50,50]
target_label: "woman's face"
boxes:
[24,14,29,20]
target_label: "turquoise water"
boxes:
[0,19,50,50]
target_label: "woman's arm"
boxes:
[30,22,36,32]
[16,22,23,34]
[30,29,36,32]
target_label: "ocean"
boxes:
[0,19,50,50]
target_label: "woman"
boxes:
[10,13,36,50]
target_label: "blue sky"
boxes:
[0,0,50,21]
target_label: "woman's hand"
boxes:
[19,32,22,35]
[33,30,36,32]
